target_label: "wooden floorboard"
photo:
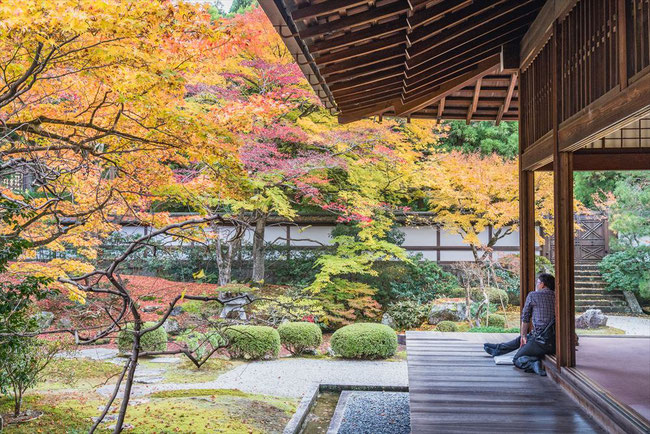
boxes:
[406,332,605,433]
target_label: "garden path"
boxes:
[604,315,650,335]
[95,357,408,398]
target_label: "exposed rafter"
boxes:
[262,0,542,122]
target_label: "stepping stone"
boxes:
[148,357,181,364]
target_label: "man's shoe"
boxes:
[484,343,498,349]
[532,360,546,376]
[483,344,498,356]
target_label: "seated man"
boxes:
[484,273,556,376]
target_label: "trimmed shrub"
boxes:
[278,322,322,355]
[435,321,458,332]
[117,322,168,353]
[470,287,509,304]
[224,325,280,360]
[385,300,428,330]
[487,314,506,328]
[330,323,397,359]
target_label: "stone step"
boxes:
[576,306,631,314]
[575,281,607,288]
[575,300,628,306]
[575,293,625,300]
[575,294,626,300]
[575,302,629,309]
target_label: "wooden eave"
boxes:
[259,0,545,123]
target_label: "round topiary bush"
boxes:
[278,321,322,355]
[330,323,397,359]
[117,322,168,353]
[435,321,458,332]
[224,325,281,360]
[470,287,509,303]
[487,314,506,328]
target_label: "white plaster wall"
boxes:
[289,226,333,246]
[401,226,437,246]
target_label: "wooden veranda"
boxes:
[258,0,650,432]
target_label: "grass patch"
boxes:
[577,326,626,335]
[149,389,247,399]
[163,358,236,384]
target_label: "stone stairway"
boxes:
[575,263,631,314]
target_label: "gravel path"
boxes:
[96,358,408,398]
[606,315,650,335]
[335,391,410,434]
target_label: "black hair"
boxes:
[537,273,555,291]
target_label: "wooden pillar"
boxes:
[554,151,575,368]
[519,167,536,307]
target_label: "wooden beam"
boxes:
[314,34,406,66]
[537,148,650,171]
[298,1,411,40]
[559,71,650,152]
[408,13,534,71]
[436,97,445,121]
[407,0,540,63]
[308,19,408,54]
[394,54,501,115]
[328,67,404,91]
[496,72,518,125]
[404,47,502,96]
[338,101,393,124]
[407,0,472,29]
[320,46,405,76]
[291,0,370,22]
[520,0,577,69]
[466,78,481,124]
[326,57,406,83]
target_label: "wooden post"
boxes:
[553,151,576,368]
[551,19,576,369]
[518,167,536,307]
[617,0,628,89]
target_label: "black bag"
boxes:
[533,319,555,354]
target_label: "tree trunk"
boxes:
[13,389,22,417]
[113,326,141,433]
[251,214,267,284]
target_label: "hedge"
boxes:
[224,325,280,360]
[277,322,322,355]
[487,314,506,328]
[330,323,397,359]
[435,321,458,332]
[117,322,168,353]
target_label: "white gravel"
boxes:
[605,315,650,335]
[97,358,408,398]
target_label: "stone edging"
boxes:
[284,384,409,434]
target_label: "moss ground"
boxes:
[1,358,296,434]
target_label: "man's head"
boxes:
[536,273,555,291]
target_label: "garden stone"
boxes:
[428,300,467,324]
[91,414,117,423]
[33,311,54,330]
[134,376,164,384]
[381,312,397,329]
[58,317,73,329]
[143,305,159,313]
[108,424,133,430]
[576,309,608,329]
[170,305,184,316]
[163,318,181,334]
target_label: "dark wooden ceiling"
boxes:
[259,0,546,123]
